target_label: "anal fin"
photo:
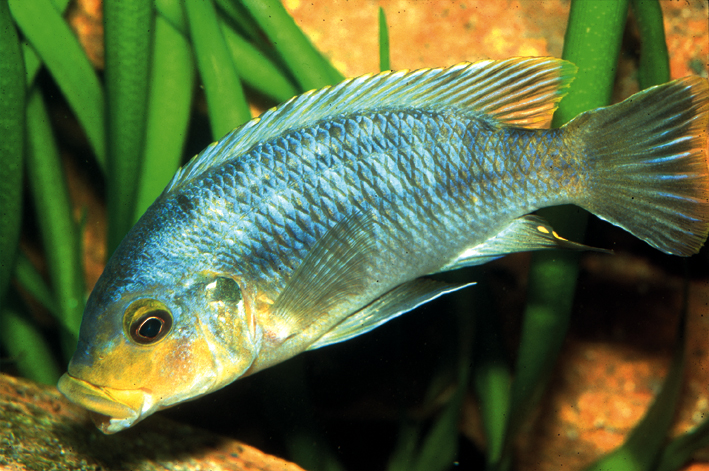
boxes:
[441,214,609,272]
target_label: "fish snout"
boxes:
[57,373,152,433]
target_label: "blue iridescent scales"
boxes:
[181,111,572,300]
[57,57,709,434]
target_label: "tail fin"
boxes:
[568,76,709,256]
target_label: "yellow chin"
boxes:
[57,373,155,434]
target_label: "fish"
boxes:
[57,57,709,434]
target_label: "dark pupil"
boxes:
[138,317,163,338]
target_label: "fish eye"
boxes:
[134,311,171,340]
[124,299,173,345]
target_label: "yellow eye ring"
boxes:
[123,299,173,345]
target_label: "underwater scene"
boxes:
[1,0,709,470]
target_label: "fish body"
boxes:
[58,58,709,433]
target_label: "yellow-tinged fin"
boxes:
[307,279,473,350]
[168,57,576,190]
[269,211,379,336]
[440,215,610,272]
[569,76,709,256]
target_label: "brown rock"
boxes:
[0,374,304,471]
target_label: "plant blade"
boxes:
[0,0,25,308]
[220,20,298,103]
[413,305,474,471]
[9,0,105,169]
[656,415,709,471]
[13,253,57,318]
[584,267,688,471]
[104,0,154,254]
[630,0,670,89]
[471,278,511,465]
[0,307,61,385]
[379,7,390,72]
[134,13,195,221]
[500,0,630,465]
[184,0,250,140]
[25,86,84,359]
[240,0,344,90]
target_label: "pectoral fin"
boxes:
[269,211,379,336]
[441,214,609,272]
[308,278,473,350]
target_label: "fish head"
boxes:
[58,219,260,433]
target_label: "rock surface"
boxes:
[0,373,304,471]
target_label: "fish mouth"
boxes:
[57,373,154,434]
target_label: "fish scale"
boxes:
[57,58,709,434]
[87,114,569,317]
[179,110,565,304]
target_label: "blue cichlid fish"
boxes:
[58,58,709,433]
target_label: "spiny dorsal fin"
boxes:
[168,57,577,191]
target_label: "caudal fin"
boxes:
[568,76,709,256]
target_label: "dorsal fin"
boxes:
[167,57,577,191]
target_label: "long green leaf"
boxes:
[154,0,187,34]
[259,357,345,471]
[184,0,250,140]
[387,420,421,471]
[20,0,72,89]
[105,0,154,254]
[0,307,61,385]
[551,0,630,126]
[631,0,669,89]
[471,277,511,465]
[0,0,25,308]
[379,7,390,72]
[656,414,709,471]
[413,380,466,471]
[155,0,297,104]
[413,307,473,471]
[213,0,262,43]
[213,0,296,82]
[220,20,298,103]
[585,267,687,471]
[134,14,195,221]
[240,0,344,90]
[500,0,630,466]
[19,0,70,86]
[13,253,57,318]
[25,86,84,358]
[21,42,41,85]
[9,0,105,169]
[586,5,674,466]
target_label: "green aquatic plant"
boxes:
[0,0,24,313]
[1,1,708,470]
[493,2,631,468]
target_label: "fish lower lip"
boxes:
[57,373,148,433]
